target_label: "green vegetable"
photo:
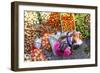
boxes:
[75,13,90,39]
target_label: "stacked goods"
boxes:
[75,14,90,39]
[41,33,51,51]
[30,46,47,61]
[36,23,52,36]
[40,12,51,23]
[24,11,40,52]
[61,13,75,32]
[48,12,61,32]
[24,11,41,61]
[24,22,35,55]
[35,23,52,51]
[24,11,39,25]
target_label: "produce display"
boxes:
[24,11,90,61]
[75,13,90,39]
[61,13,75,32]
[30,46,47,61]
[48,12,61,31]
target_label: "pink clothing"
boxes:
[53,41,72,57]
